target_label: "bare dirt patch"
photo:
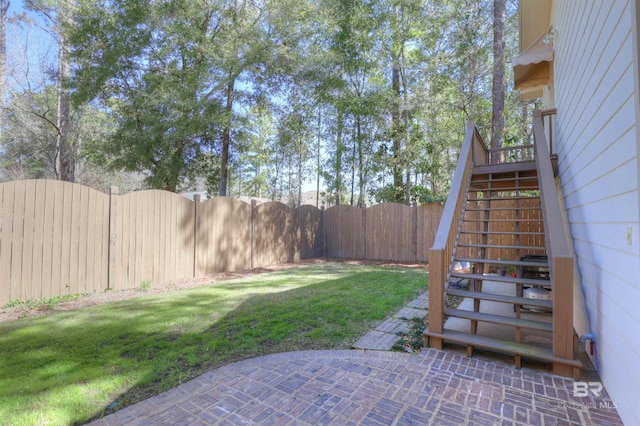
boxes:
[0,259,428,323]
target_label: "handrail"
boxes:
[532,111,570,259]
[471,126,489,166]
[541,108,557,156]
[428,121,485,347]
[532,109,575,375]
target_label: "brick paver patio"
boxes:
[90,348,623,425]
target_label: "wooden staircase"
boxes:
[424,111,581,377]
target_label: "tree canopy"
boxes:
[1,0,535,205]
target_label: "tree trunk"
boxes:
[0,0,7,141]
[57,4,73,182]
[357,115,365,208]
[316,110,321,207]
[350,120,356,206]
[391,63,403,201]
[335,109,343,205]
[521,102,530,143]
[219,77,235,196]
[297,139,302,208]
[491,0,506,157]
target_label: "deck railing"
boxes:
[481,108,556,165]
[532,109,575,376]
[428,122,487,348]
[487,144,536,164]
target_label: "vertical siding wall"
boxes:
[553,1,640,423]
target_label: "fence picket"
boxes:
[1,179,458,305]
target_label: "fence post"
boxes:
[362,206,367,260]
[251,199,257,269]
[108,186,119,290]
[193,194,201,278]
[413,201,418,262]
[321,206,325,258]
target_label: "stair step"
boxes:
[465,207,542,212]
[457,243,546,251]
[469,186,540,192]
[459,231,545,236]
[449,272,551,287]
[466,196,540,202]
[462,218,543,223]
[470,177,538,183]
[423,328,582,368]
[444,308,552,331]
[472,161,538,174]
[447,288,553,309]
[471,173,538,182]
[454,257,549,268]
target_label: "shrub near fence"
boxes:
[1,179,459,305]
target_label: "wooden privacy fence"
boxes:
[323,203,444,262]
[0,180,323,305]
[1,179,533,305]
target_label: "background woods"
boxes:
[0,0,536,206]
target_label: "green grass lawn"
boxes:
[0,262,428,425]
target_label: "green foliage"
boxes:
[412,186,448,205]
[393,317,426,353]
[139,280,152,292]
[3,293,89,311]
[372,184,448,205]
[0,263,427,425]
[4,0,529,202]
[372,184,406,204]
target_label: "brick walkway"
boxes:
[91,348,623,425]
[352,292,428,351]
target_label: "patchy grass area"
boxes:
[0,262,427,426]
[3,293,89,311]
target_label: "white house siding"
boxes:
[552,1,640,424]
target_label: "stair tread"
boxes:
[459,230,545,235]
[467,196,540,202]
[444,308,552,331]
[457,243,546,250]
[462,218,543,222]
[423,328,582,367]
[447,288,553,308]
[454,257,549,267]
[471,177,538,184]
[471,172,538,182]
[450,272,551,287]
[469,186,540,192]
[472,161,538,174]
[465,207,542,211]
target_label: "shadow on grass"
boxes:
[0,264,427,425]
